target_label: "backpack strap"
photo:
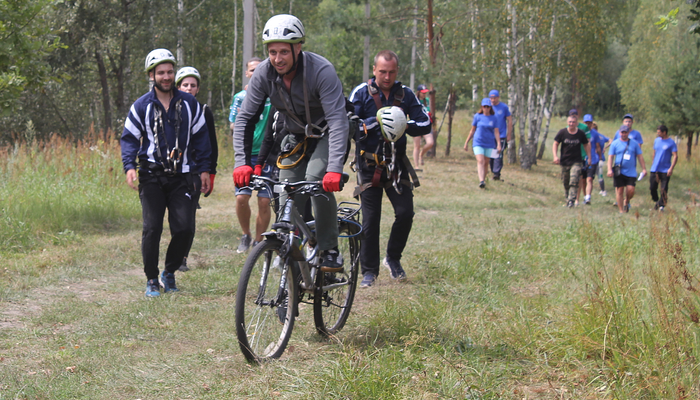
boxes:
[367,79,383,110]
[367,79,405,109]
[392,87,404,107]
[401,154,420,188]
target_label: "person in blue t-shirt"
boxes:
[488,89,512,181]
[649,125,678,211]
[593,122,610,196]
[613,113,644,147]
[464,98,502,189]
[582,114,601,204]
[607,124,646,213]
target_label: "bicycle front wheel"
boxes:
[313,221,360,336]
[235,238,298,362]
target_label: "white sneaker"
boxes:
[584,195,591,205]
[600,190,607,197]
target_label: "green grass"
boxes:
[0,136,140,252]
[2,117,700,398]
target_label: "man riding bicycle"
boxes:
[232,14,349,272]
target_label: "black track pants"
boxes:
[649,172,670,208]
[139,174,196,280]
[359,183,414,277]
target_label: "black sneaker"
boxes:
[383,257,407,281]
[493,175,501,181]
[360,273,376,288]
[320,248,344,273]
[160,271,179,293]
[479,181,486,189]
[237,234,251,253]
[178,257,190,272]
[145,279,161,297]
[567,200,574,208]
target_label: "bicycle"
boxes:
[234,174,362,363]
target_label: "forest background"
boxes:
[1,0,700,166]
[5,1,700,397]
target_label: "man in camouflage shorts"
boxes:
[552,114,591,208]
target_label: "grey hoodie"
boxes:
[233,51,348,174]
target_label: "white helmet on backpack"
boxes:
[262,14,305,44]
[175,67,201,86]
[145,48,176,72]
[376,106,407,142]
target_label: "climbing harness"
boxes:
[152,99,183,175]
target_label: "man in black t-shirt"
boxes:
[552,115,591,208]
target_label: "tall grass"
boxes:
[2,119,700,398]
[0,133,140,251]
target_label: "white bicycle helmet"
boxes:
[145,48,176,72]
[376,106,407,142]
[262,14,305,44]
[175,67,201,86]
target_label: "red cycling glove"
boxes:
[203,174,216,197]
[253,165,263,177]
[322,172,342,192]
[233,165,253,188]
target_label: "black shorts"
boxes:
[613,175,636,188]
[587,163,599,178]
[580,167,588,179]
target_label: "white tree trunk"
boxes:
[538,46,562,159]
[512,1,523,165]
[521,61,537,169]
[471,1,478,102]
[410,3,417,90]
[177,0,185,65]
[363,1,370,82]
[231,0,239,101]
[505,0,517,164]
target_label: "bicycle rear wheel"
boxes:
[235,238,298,362]
[313,220,360,336]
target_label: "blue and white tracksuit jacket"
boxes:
[121,88,211,174]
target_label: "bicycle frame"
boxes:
[257,178,323,293]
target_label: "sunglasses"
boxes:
[482,105,492,108]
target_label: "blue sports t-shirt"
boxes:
[491,102,511,139]
[589,129,603,165]
[471,113,498,149]
[614,129,643,145]
[608,138,642,178]
[598,134,610,162]
[650,137,677,173]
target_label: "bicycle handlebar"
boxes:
[249,173,350,195]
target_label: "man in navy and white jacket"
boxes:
[349,50,431,288]
[121,48,211,298]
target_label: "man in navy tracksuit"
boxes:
[349,50,431,288]
[121,49,212,297]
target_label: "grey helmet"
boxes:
[175,67,201,86]
[144,48,176,72]
[262,14,305,44]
